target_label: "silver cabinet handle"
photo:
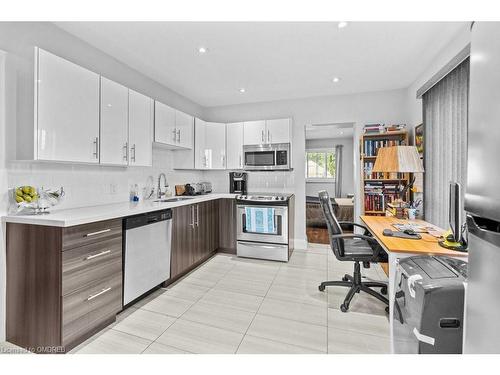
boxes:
[239,154,242,168]
[85,228,111,237]
[172,128,177,142]
[123,142,128,161]
[177,129,181,143]
[261,130,264,142]
[131,144,136,162]
[85,250,111,260]
[87,287,112,301]
[189,205,195,227]
[267,130,271,143]
[93,137,99,159]
[196,204,199,227]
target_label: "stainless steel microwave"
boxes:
[243,143,291,171]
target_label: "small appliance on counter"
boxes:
[200,182,213,194]
[229,172,248,194]
[180,182,212,196]
[235,193,294,262]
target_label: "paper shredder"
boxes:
[393,256,467,354]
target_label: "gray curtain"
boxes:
[422,58,469,229]
[335,145,343,198]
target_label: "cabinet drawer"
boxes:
[62,273,122,345]
[62,236,122,296]
[63,219,122,250]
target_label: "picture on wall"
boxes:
[415,123,424,156]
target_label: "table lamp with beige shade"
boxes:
[371,145,425,206]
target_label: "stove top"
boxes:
[236,192,293,202]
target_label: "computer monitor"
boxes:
[439,181,467,251]
[449,182,463,242]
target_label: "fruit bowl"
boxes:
[10,186,65,215]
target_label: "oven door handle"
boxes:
[238,242,285,250]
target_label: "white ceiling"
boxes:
[55,22,467,107]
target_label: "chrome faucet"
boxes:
[157,173,169,199]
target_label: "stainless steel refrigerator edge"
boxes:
[464,22,500,354]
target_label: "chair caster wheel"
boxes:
[342,276,349,282]
[385,306,390,314]
[318,285,325,292]
[381,286,387,295]
[340,304,349,313]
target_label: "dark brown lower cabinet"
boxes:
[218,198,237,254]
[170,201,219,280]
[6,219,123,353]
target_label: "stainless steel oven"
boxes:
[243,143,291,171]
[235,193,292,262]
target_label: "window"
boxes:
[306,150,336,180]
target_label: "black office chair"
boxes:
[318,190,389,312]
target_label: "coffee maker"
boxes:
[229,172,248,194]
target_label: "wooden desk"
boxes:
[360,215,468,257]
[360,215,468,353]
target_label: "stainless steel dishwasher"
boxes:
[123,209,172,305]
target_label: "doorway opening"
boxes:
[304,122,355,244]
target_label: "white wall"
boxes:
[204,88,409,247]
[305,137,354,198]
[0,50,8,342]
[406,24,471,128]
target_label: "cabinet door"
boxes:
[100,77,129,166]
[266,118,290,144]
[218,199,237,253]
[171,205,196,278]
[243,120,266,145]
[194,118,207,169]
[226,122,244,169]
[36,48,100,163]
[175,110,194,149]
[154,101,176,146]
[205,122,226,169]
[128,90,153,167]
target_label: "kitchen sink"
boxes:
[154,197,194,203]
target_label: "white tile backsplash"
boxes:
[205,170,295,194]
[5,148,203,211]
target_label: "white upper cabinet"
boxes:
[154,101,194,149]
[226,122,244,169]
[128,89,153,167]
[154,101,176,146]
[205,122,226,169]
[265,118,291,144]
[175,110,194,149]
[100,77,129,166]
[194,118,207,169]
[36,48,100,163]
[243,120,266,145]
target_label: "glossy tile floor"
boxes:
[1,244,390,354]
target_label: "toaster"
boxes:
[200,182,212,194]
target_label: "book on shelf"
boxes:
[364,193,385,212]
[363,138,406,157]
[385,124,407,132]
[363,160,405,179]
[363,123,384,134]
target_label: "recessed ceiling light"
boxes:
[332,77,341,83]
[338,22,348,29]
[239,88,246,93]
[198,46,208,54]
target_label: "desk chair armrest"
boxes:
[330,234,384,258]
[338,221,371,235]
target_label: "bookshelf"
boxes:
[360,128,410,216]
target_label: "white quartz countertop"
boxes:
[2,193,238,227]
